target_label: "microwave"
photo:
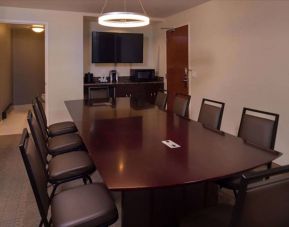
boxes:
[130,69,156,82]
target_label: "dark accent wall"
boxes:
[12,28,44,105]
[0,24,12,118]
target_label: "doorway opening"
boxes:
[0,22,46,135]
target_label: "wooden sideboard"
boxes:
[84,76,164,104]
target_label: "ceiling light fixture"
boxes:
[98,0,150,28]
[31,24,44,33]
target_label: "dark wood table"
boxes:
[65,98,281,227]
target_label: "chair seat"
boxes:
[52,183,118,227]
[48,121,77,137]
[48,151,95,182]
[48,133,83,156]
[180,204,232,227]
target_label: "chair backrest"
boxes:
[198,98,225,130]
[155,91,167,110]
[173,93,191,117]
[19,128,50,226]
[35,96,48,129]
[33,98,49,141]
[238,108,279,149]
[231,165,289,227]
[27,111,49,166]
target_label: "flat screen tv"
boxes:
[92,31,143,63]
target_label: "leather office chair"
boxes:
[173,93,191,117]
[27,111,81,157]
[198,98,225,130]
[218,107,279,196]
[31,104,84,155]
[27,113,96,196]
[238,108,279,150]
[181,165,289,227]
[155,91,168,110]
[35,97,77,137]
[19,129,118,227]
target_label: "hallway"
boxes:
[0,105,30,136]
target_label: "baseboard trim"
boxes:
[1,103,12,120]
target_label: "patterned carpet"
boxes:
[0,134,39,227]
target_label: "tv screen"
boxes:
[92,32,116,63]
[116,33,143,63]
[92,32,143,63]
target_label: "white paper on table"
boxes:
[161,140,181,149]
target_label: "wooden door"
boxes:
[166,25,189,112]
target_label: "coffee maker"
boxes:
[84,72,93,83]
[109,70,118,83]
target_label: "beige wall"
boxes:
[0,6,84,124]
[0,23,12,116]
[2,2,289,164]
[155,0,289,164]
[83,17,156,78]
[12,28,45,105]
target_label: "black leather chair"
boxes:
[19,129,118,227]
[155,91,167,110]
[27,113,95,197]
[173,93,191,117]
[31,105,84,155]
[180,165,289,227]
[35,97,77,137]
[238,108,279,150]
[198,98,225,130]
[218,107,279,196]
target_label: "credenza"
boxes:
[83,76,164,104]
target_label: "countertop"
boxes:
[84,76,164,86]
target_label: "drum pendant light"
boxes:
[98,0,150,28]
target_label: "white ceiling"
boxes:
[0,0,209,18]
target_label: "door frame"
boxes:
[165,23,192,115]
[0,19,49,121]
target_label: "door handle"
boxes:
[184,67,192,77]
[182,78,188,89]
[184,67,188,76]
[183,72,188,82]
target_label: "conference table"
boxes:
[65,97,281,227]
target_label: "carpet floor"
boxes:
[0,134,39,227]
